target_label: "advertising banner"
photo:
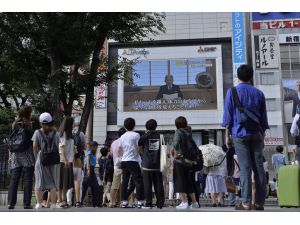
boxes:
[254,35,279,69]
[232,12,246,86]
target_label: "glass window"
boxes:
[151,60,168,86]
[132,61,150,86]
[170,59,188,85]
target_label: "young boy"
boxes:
[138,119,164,209]
[99,147,114,207]
[272,145,289,176]
[119,117,144,208]
[81,141,101,207]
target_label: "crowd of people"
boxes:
[6,64,294,211]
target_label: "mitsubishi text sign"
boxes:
[232,12,246,86]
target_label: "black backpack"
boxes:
[38,130,60,166]
[183,133,204,171]
[8,123,31,153]
[73,131,84,161]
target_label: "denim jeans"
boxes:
[228,192,236,206]
[233,132,266,205]
[8,166,34,207]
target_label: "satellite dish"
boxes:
[196,72,214,88]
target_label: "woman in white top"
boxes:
[57,116,75,208]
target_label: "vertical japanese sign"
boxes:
[95,84,106,109]
[95,39,108,109]
[254,35,279,69]
[232,12,247,86]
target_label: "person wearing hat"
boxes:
[81,141,101,207]
[31,112,60,210]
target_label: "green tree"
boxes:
[0,12,165,133]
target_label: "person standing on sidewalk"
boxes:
[109,127,126,207]
[57,116,75,208]
[118,117,144,208]
[138,119,165,209]
[173,116,199,209]
[32,112,60,210]
[222,64,269,210]
[81,141,101,207]
[7,105,35,210]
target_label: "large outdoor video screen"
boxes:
[123,58,217,112]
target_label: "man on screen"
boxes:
[156,74,183,100]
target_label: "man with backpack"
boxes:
[222,64,269,210]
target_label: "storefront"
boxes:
[251,12,300,178]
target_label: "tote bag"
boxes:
[160,134,168,174]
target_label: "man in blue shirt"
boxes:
[222,64,269,211]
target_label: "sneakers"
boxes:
[176,202,189,209]
[137,201,144,209]
[121,201,132,208]
[35,203,43,210]
[50,204,56,209]
[189,202,200,209]
[75,202,82,208]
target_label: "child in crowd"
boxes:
[81,141,101,207]
[99,147,114,207]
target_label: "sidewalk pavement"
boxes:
[0,205,299,212]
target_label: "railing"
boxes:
[0,143,9,190]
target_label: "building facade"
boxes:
[93,12,235,148]
[251,12,300,168]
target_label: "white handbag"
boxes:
[199,144,226,168]
[160,134,168,174]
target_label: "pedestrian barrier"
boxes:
[0,144,9,191]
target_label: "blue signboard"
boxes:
[232,12,246,86]
[252,12,300,21]
[232,12,246,64]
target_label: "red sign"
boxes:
[253,20,300,30]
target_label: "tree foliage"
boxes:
[0,12,165,133]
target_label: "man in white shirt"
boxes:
[118,118,144,208]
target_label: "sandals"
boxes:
[252,204,264,211]
[235,203,251,210]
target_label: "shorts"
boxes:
[104,182,112,194]
[73,167,83,181]
[111,170,122,190]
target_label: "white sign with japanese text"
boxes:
[254,35,279,69]
[95,84,106,109]
[279,33,300,44]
